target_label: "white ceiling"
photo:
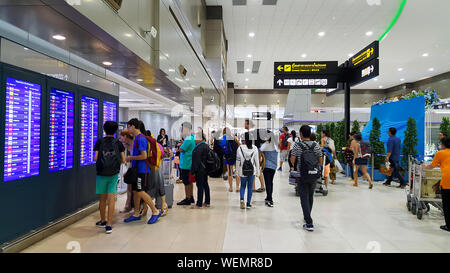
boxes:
[206,0,450,90]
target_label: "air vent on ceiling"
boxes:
[252,61,261,74]
[237,61,244,74]
[262,0,278,5]
[232,0,247,6]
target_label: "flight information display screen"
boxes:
[102,100,117,137]
[80,96,99,166]
[4,77,41,182]
[49,88,75,172]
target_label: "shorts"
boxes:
[280,150,289,162]
[180,169,191,186]
[224,157,235,166]
[96,174,119,194]
[132,173,149,192]
[355,158,368,166]
[324,164,330,178]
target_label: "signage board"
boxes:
[252,112,272,120]
[274,74,338,89]
[349,41,379,68]
[274,61,338,75]
[348,58,379,86]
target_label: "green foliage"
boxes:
[329,122,336,141]
[335,120,346,163]
[351,120,361,134]
[402,117,419,165]
[316,123,323,143]
[440,117,450,137]
[369,117,385,169]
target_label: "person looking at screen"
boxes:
[119,129,134,214]
[124,118,161,225]
[94,121,126,234]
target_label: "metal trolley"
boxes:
[406,156,443,220]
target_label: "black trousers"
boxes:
[442,189,450,228]
[297,178,317,225]
[386,159,406,184]
[263,168,276,202]
[196,174,210,207]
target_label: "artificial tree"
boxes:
[402,117,419,166]
[351,120,361,134]
[329,122,336,142]
[369,117,385,169]
[316,123,323,143]
[335,120,346,163]
[440,117,450,137]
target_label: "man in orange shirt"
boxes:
[422,137,450,232]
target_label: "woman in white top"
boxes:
[287,130,299,171]
[236,132,260,209]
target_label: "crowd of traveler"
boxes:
[92,118,450,234]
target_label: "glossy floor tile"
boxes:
[22,170,449,253]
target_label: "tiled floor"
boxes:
[22,171,449,253]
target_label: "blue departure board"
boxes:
[49,89,75,172]
[4,77,41,182]
[80,96,99,166]
[102,100,117,137]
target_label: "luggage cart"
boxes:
[155,158,175,209]
[406,156,443,220]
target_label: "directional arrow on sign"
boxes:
[277,79,283,86]
[277,65,284,72]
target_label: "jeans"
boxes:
[240,176,255,205]
[386,159,406,184]
[297,178,317,225]
[443,189,450,228]
[196,174,210,207]
[263,168,276,202]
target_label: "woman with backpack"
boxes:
[236,132,260,209]
[352,133,373,189]
[191,129,211,209]
[220,127,240,192]
[260,131,279,207]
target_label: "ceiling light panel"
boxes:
[232,0,246,5]
[262,0,278,5]
[252,61,261,74]
[237,61,245,74]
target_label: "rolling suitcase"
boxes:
[156,158,174,209]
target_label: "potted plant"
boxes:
[368,117,387,181]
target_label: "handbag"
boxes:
[124,166,138,185]
[334,159,343,173]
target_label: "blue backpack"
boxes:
[322,147,334,165]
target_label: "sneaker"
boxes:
[268,201,274,207]
[240,200,245,209]
[246,203,252,209]
[440,225,450,232]
[124,215,141,223]
[188,197,195,204]
[255,188,265,193]
[303,224,314,232]
[383,182,391,186]
[96,221,107,228]
[177,198,190,206]
[105,226,112,234]
[148,212,162,224]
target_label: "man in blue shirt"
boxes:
[177,122,196,206]
[124,118,161,224]
[383,127,407,188]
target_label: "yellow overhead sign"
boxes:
[275,62,335,74]
[351,48,374,67]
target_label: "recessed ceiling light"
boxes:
[318,32,325,37]
[397,68,403,71]
[52,34,66,40]
[245,86,248,89]
[366,31,373,36]
[137,79,143,82]
[246,69,251,72]
[428,68,434,71]
[24,47,29,51]
[155,88,161,91]
[124,33,132,37]
[168,69,175,72]
[400,78,405,81]
[422,53,429,57]
[249,32,255,37]
[86,80,90,83]
[245,78,249,81]
[379,85,383,89]
[247,54,252,58]
[102,61,112,66]
[348,53,354,57]
[301,54,307,58]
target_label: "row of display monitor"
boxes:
[4,76,117,182]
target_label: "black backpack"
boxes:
[225,140,238,162]
[97,138,122,176]
[299,142,321,181]
[282,133,289,147]
[204,145,221,175]
[240,147,255,177]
